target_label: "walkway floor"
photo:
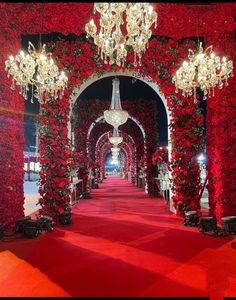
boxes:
[0,177,236,299]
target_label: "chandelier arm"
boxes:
[188,49,194,60]
[173,42,233,101]
[205,45,213,55]
[28,41,36,53]
[85,3,157,66]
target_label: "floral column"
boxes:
[206,31,236,223]
[0,34,24,232]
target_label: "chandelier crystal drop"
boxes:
[85,3,157,67]
[5,42,68,102]
[172,42,233,100]
[111,147,120,154]
[104,77,129,128]
[111,146,120,162]
[109,127,123,147]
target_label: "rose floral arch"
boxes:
[73,94,158,192]
[94,130,137,183]
[78,110,146,193]
[1,3,235,231]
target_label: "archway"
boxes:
[94,130,137,184]
[70,74,172,205]
[69,70,169,151]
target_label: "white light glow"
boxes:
[197,153,205,161]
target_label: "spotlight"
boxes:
[183,210,199,226]
[22,219,43,238]
[58,211,72,225]
[198,216,218,235]
[38,215,54,232]
[15,216,31,234]
[221,216,236,235]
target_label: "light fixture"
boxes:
[172,42,233,101]
[5,42,68,103]
[104,77,129,128]
[85,3,157,67]
[109,127,123,147]
[111,147,120,154]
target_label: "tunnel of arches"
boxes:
[71,74,164,196]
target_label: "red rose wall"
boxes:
[0,3,235,231]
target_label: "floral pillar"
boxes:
[206,30,236,223]
[38,92,72,219]
[168,94,203,214]
[0,34,25,232]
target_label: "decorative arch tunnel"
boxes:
[0,3,236,298]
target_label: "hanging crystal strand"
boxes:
[134,53,137,67]
[208,88,211,98]
[138,53,142,66]
[193,88,197,103]
[154,20,157,29]
[23,86,27,100]
[225,77,228,87]
[10,78,15,90]
[30,84,34,103]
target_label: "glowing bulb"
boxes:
[148,6,153,13]
[197,53,204,60]
[39,54,46,61]
[197,153,205,161]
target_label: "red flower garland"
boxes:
[152,148,169,165]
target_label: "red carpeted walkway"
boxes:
[0,177,236,299]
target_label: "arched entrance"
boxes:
[70,72,174,211]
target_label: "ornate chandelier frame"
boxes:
[5,41,68,102]
[85,2,157,67]
[104,77,129,129]
[109,127,123,147]
[172,42,233,100]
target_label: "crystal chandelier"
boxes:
[172,42,233,100]
[85,3,157,67]
[109,127,123,147]
[104,77,129,128]
[5,41,68,102]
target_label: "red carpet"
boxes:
[0,176,236,299]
